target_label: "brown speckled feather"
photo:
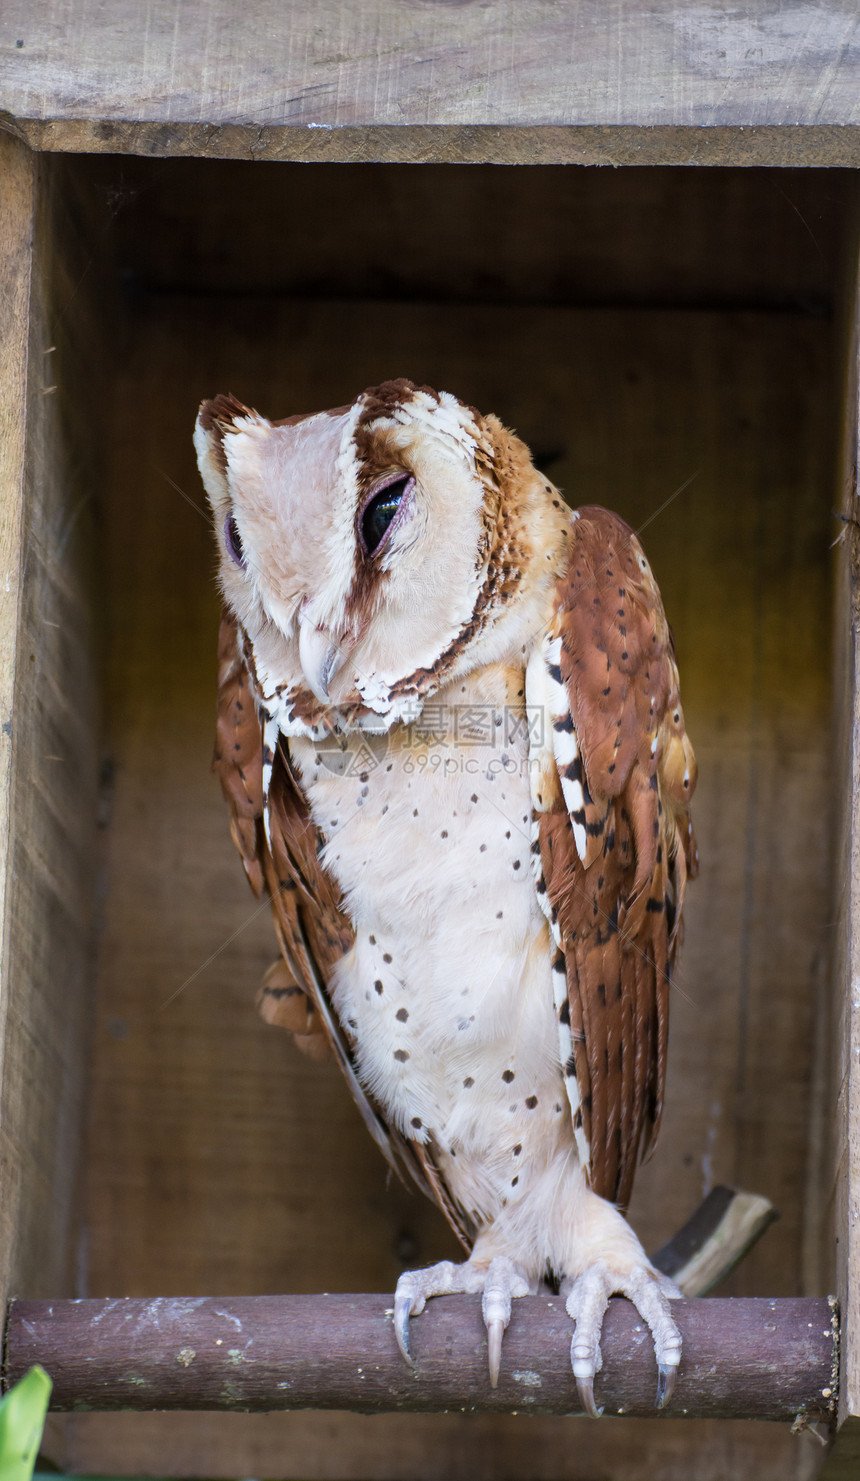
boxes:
[213,611,265,896]
[540,508,697,1209]
[212,608,472,1244]
[213,609,331,1055]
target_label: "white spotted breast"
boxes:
[288,662,577,1226]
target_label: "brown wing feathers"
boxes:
[213,611,265,895]
[212,609,332,1056]
[542,507,697,1209]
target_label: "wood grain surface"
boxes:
[0,148,102,1316]
[49,1409,834,1481]
[5,1294,837,1423]
[0,126,34,1320]
[83,158,849,316]
[1,2,860,163]
[820,198,860,1481]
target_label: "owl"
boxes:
[195,378,697,1417]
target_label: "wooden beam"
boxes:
[821,183,860,1481]
[5,123,860,169]
[0,149,101,1317]
[0,132,35,1320]
[2,1,860,164]
[0,147,33,968]
[3,1295,836,1423]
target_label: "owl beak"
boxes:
[298,608,348,704]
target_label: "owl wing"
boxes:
[213,609,472,1244]
[530,507,698,1210]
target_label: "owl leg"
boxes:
[394,1255,534,1387]
[563,1260,682,1418]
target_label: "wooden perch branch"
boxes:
[2,1294,836,1423]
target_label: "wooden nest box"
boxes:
[1,5,859,1477]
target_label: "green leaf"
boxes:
[0,1366,52,1481]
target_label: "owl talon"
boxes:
[393,1261,465,1372]
[575,1372,604,1420]
[393,1293,416,1369]
[481,1254,533,1388]
[656,1360,677,1410]
[393,1256,532,1384]
[566,1258,681,1417]
[394,1271,430,1369]
[486,1317,504,1388]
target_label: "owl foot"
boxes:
[394,1255,533,1387]
[563,1260,682,1418]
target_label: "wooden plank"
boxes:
[6,122,860,169]
[87,157,849,318]
[819,187,860,1481]
[57,1412,834,1481]
[1,2,860,163]
[5,1295,837,1423]
[0,152,101,1315]
[0,125,35,1320]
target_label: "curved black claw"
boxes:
[393,1292,417,1371]
[655,1361,677,1410]
[575,1373,604,1419]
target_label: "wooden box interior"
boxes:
[9,154,856,1479]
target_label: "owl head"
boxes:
[195,379,566,732]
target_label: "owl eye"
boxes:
[224,513,246,567]
[360,476,412,556]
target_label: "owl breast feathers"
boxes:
[195,377,697,1411]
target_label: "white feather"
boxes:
[290,657,597,1275]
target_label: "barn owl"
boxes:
[195,379,697,1416]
